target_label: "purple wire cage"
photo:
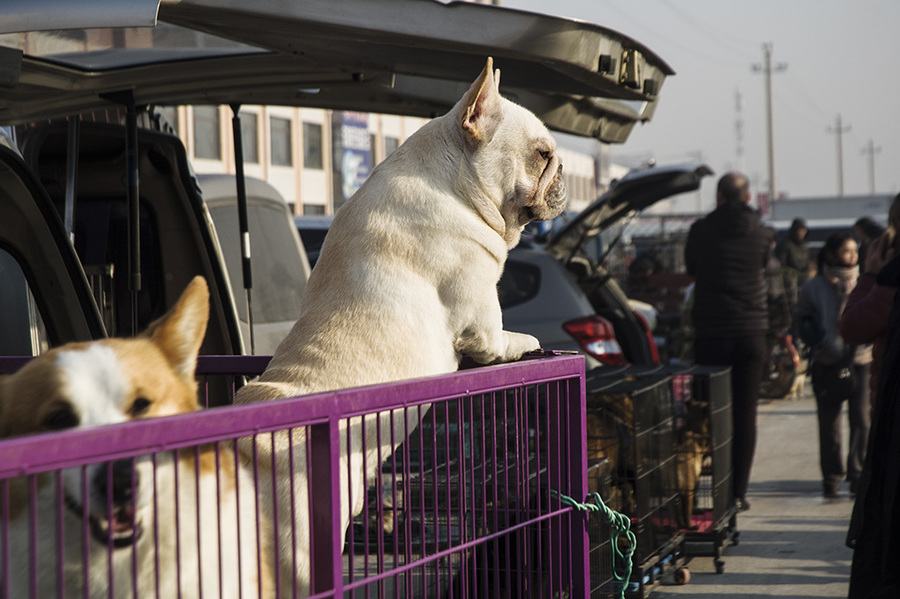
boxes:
[0,354,590,598]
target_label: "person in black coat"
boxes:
[685,172,772,512]
[847,252,900,598]
[776,217,811,306]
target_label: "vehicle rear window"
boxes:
[498,261,541,310]
[0,249,48,356]
[296,227,329,262]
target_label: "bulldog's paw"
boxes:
[499,331,541,363]
[459,329,541,365]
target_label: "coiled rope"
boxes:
[551,490,636,599]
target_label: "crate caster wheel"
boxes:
[674,567,691,585]
[714,559,725,574]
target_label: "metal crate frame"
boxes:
[0,354,591,598]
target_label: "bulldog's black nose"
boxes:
[95,459,138,504]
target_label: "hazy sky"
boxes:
[504,0,900,211]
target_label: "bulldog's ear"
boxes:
[460,57,502,144]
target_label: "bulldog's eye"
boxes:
[44,407,79,430]
[129,397,152,417]
[539,150,552,161]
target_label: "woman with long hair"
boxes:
[793,232,872,498]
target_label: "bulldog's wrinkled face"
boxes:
[488,101,567,244]
[456,57,567,247]
[513,127,567,226]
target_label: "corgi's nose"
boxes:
[95,459,138,504]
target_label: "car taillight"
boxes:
[562,316,628,365]
[632,309,661,365]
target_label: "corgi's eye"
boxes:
[538,150,552,161]
[129,397,151,417]
[44,408,79,430]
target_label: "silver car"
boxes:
[500,163,713,370]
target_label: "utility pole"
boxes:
[735,89,746,174]
[861,139,881,195]
[752,44,787,203]
[827,114,851,196]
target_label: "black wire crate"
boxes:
[666,364,738,574]
[585,373,685,597]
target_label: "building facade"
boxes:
[161,105,604,216]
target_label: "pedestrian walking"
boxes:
[684,171,771,512]
[793,233,871,499]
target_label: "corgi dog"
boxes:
[0,277,272,598]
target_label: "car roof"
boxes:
[196,174,287,207]
[0,0,673,144]
[546,163,714,261]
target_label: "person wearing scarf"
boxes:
[793,232,872,499]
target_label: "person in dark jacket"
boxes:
[685,171,772,512]
[764,228,791,333]
[793,233,871,499]
[776,217,810,306]
[847,251,900,598]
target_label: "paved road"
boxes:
[654,382,856,598]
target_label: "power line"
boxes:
[598,0,751,69]
[657,0,758,63]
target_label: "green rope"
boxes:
[552,490,636,599]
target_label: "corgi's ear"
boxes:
[144,277,210,380]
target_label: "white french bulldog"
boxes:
[234,56,566,596]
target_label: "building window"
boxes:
[270,116,293,167]
[239,112,259,164]
[303,204,326,215]
[193,106,221,160]
[303,122,323,170]
[384,136,400,158]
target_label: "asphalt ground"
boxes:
[653,380,856,598]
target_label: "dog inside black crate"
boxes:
[675,399,711,529]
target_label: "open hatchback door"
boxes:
[0,0,675,359]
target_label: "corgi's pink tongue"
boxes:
[112,507,136,533]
